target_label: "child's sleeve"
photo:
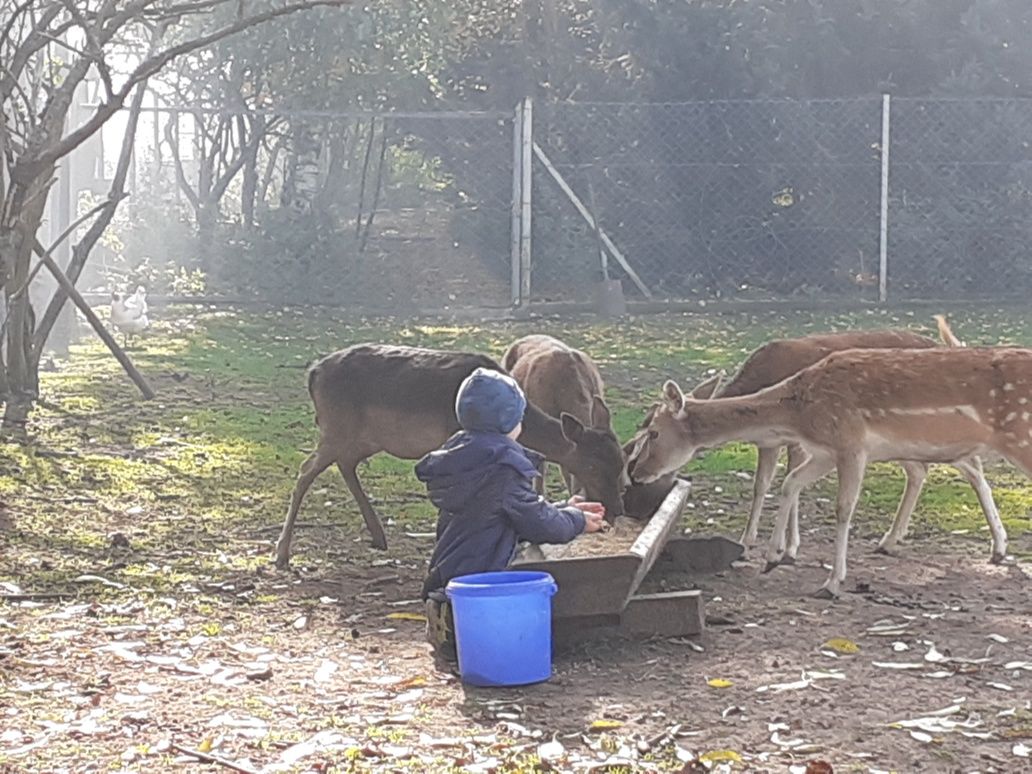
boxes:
[502,477,586,544]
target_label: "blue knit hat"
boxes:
[455,368,527,433]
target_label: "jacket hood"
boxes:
[415,431,542,512]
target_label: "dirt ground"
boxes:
[4,518,1031,773]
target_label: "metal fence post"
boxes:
[510,101,523,306]
[879,93,891,303]
[519,97,533,304]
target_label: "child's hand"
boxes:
[581,510,607,534]
[568,495,606,517]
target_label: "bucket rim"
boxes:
[445,570,557,597]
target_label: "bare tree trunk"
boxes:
[240,116,262,228]
[2,172,53,429]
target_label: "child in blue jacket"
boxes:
[416,367,606,659]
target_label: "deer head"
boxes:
[627,377,721,484]
[559,394,628,519]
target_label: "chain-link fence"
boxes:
[527,96,1032,305]
[90,106,518,309]
[76,96,1032,309]
[890,98,1032,298]
[530,99,883,302]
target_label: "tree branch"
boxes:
[19,0,348,181]
[164,112,202,212]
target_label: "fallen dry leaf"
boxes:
[699,749,743,764]
[386,612,427,622]
[822,638,859,655]
[706,678,733,689]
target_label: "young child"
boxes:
[416,367,607,659]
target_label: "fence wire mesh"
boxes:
[531,97,1032,305]
[112,108,517,309]
[531,99,885,302]
[87,96,1032,309]
[889,98,1032,299]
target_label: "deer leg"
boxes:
[781,444,808,563]
[741,444,780,550]
[815,451,867,599]
[534,463,547,496]
[952,456,1008,563]
[337,459,388,551]
[764,451,835,572]
[876,461,928,555]
[275,447,337,569]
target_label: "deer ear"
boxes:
[589,395,611,429]
[690,370,725,400]
[663,380,686,412]
[560,412,585,443]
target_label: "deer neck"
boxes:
[519,403,576,462]
[684,392,800,448]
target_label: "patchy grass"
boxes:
[5,304,1032,589]
[2,304,1032,772]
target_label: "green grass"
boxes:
[2,304,1032,594]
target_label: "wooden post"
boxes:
[532,142,653,298]
[519,97,533,303]
[33,242,155,400]
[510,101,523,307]
[879,93,891,304]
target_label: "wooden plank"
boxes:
[513,555,640,618]
[532,142,653,299]
[620,590,704,638]
[625,479,691,601]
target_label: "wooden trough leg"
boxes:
[619,590,705,638]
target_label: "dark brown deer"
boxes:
[503,334,628,511]
[275,343,627,568]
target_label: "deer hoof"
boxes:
[762,559,781,574]
[779,554,796,566]
[812,586,837,600]
[370,535,389,551]
[989,552,1009,565]
[873,543,895,556]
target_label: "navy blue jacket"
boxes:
[415,430,586,599]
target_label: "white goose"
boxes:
[110,286,149,346]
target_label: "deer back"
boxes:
[718,329,937,398]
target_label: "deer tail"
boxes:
[307,362,322,426]
[933,314,964,348]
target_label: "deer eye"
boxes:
[649,430,659,440]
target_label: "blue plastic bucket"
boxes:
[445,571,558,687]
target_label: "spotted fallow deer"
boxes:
[627,346,1024,598]
[683,325,998,562]
[275,344,627,568]
[503,334,628,515]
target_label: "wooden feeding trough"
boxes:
[511,480,711,640]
